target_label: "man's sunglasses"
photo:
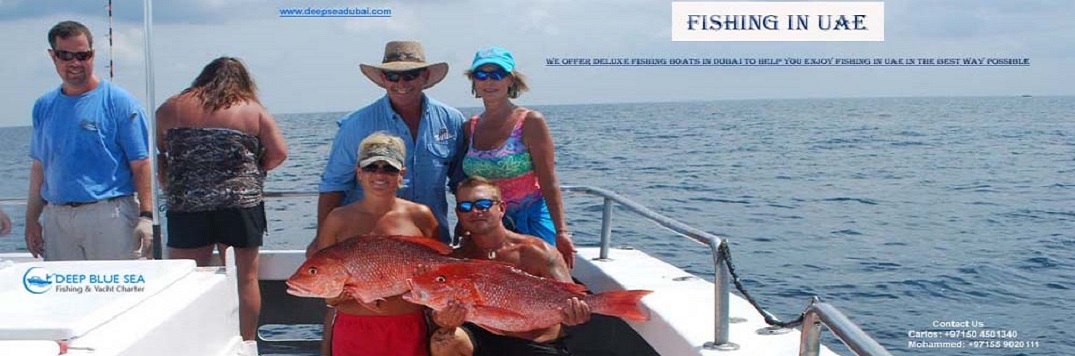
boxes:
[383,69,424,82]
[473,69,509,81]
[456,199,499,213]
[360,163,400,174]
[53,49,94,62]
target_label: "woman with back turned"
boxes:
[461,46,576,267]
[156,56,288,356]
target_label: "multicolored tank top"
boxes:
[462,111,542,209]
[164,127,264,212]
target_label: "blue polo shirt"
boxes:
[30,80,149,204]
[319,95,466,241]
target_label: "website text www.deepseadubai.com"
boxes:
[279,6,392,17]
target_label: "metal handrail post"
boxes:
[799,297,823,356]
[599,197,613,259]
[712,237,729,344]
[704,237,737,350]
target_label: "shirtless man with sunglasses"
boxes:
[429,176,591,356]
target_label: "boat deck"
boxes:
[254,247,838,355]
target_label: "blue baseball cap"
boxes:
[470,46,515,73]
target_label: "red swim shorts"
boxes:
[332,311,429,356]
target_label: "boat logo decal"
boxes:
[23,266,53,294]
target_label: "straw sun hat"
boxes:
[359,41,449,89]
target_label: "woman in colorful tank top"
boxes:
[461,46,576,268]
[156,57,288,355]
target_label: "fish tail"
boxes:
[587,290,653,321]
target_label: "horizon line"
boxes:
[2,94,1066,128]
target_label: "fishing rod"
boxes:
[108,0,114,79]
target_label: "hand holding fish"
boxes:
[431,300,468,329]
[560,297,592,326]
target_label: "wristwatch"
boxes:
[139,211,154,219]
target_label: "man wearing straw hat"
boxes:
[310,41,465,355]
[314,40,464,246]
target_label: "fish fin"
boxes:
[343,282,387,313]
[455,282,487,305]
[344,285,375,304]
[387,235,454,255]
[587,290,653,321]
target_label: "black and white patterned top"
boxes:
[163,127,263,212]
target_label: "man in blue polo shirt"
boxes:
[24,21,154,261]
[313,41,465,246]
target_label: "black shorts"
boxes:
[462,323,572,356]
[166,202,266,248]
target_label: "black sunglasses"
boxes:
[456,199,499,213]
[473,69,509,81]
[360,163,400,174]
[53,49,94,62]
[383,69,424,82]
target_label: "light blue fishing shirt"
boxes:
[30,80,149,204]
[319,95,466,242]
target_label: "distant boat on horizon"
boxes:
[1021,94,1033,97]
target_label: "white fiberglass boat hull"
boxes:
[0,253,243,356]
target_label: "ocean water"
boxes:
[0,97,1072,355]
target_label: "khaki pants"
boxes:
[43,195,140,261]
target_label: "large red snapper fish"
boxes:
[286,235,460,304]
[403,260,652,332]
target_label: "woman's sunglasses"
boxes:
[53,49,94,62]
[473,69,509,81]
[456,199,499,213]
[383,69,424,82]
[360,163,400,174]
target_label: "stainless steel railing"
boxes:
[559,185,737,350]
[799,297,893,356]
[560,185,890,355]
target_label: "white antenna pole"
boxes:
[143,0,162,259]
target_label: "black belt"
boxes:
[54,196,125,208]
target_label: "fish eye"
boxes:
[435,276,446,283]
[308,267,318,275]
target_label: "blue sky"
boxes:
[0,0,1071,127]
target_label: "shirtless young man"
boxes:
[430,177,590,356]
[314,132,440,356]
